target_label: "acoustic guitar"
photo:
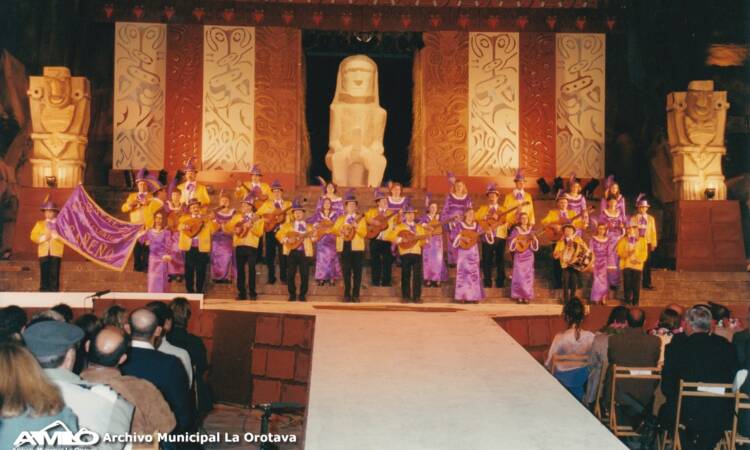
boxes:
[182,217,206,238]
[423,219,443,237]
[396,229,429,251]
[457,228,482,250]
[262,206,292,232]
[365,210,399,239]
[284,230,313,250]
[543,206,595,241]
[340,223,357,241]
[512,228,544,253]
[234,214,260,238]
[478,201,530,232]
[313,218,335,241]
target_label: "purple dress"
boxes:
[419,214,448,282]
[309,209,342,281]
[588,236,610,303]
[451,222,485,302]
[599,209,627,289]
[166,203,185,277]
[442,193,473,265]
[141,228,172,293]
[509,226,538,300]
[211,209,235,281]
[564,193,588,216]
[599,194,627,220]
[316,195,344,216]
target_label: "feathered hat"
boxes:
[344,188,357,204]
[373,187,386,201]
[291,196,304,211]
[555,189,566,201]
[446,171,456,187]
[569,172,580,186]
[402,197,416,214]
[40,194,59,211]
[241,191,255,205]
[183,156,198,172]
[317,176,336,194]
[604,175,616,190]
[250,164,262,176]
[514,169,525,182]
[485,182,499,196]
[636,193,650,208]
[270,179,283,192]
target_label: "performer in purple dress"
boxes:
[588,221,611,304]
[211,190,235,283]
[315,177,344,216]
[419,195,448,287]
[508,212,539,304]
[386,182,408,215]
[140,210,173,293]
[451,209,485,303]
[442,174,473,265]
[165,178,185,282]
[309,197,342,285]
[598,195,628,293]
[599,175,627,219]
[564,174,590,227]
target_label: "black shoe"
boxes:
[483,282,492,288]
[343,295,351,303]
[299,295,307,302]
[288,295,296,301]
[644,285,655,290]
[280,276,287,284]
[352,296,360,303]
[268,278,276,285]
[382,282,392,287]
[249,293,258,301]
[236,293,247,301]
[412,298,422,303]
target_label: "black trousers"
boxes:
[39,256,61,292]
[561,267,579,303]
[552,249,563,289]
[133,241,149,272]
[642,249,653,288]
[286,249,309,299]
[340,244,363,299]
[623,268,642,305]
[400,254,423,301]
[235,246,258,297]
[481,239,506,287]
[184,247,209,294]
[265,230,287,283]
[370,239,393,286]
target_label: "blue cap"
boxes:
[23,320,84,360]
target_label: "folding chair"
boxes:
[593,361,609,422]
[730,391,750,450]
[663,380,734,450]
[607,364,661,437]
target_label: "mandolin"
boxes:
[543,206,595,241]
[182,216,206,238]
[423,219,443,237]
[513,228,544,253]
[313,218,335,241]
[397,229,429,251]
[235,214,260,238]
[262,205,292,232]
[478,201,530,231]
[365,210,399,239]
[457,228,482,250]
[340,223,357,241]
[284,230,313,250]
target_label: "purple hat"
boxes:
[604,175,616,190]
[271,179,283,191]
[344,188,357,204]
[403,204,416,214]
[424,192,437,207]
[135,168,149,183]
[569,172,580,186]
[40,194,59,211]
[186,197,201,207]
[250,164,262,176]
[167,177,179,196]
[446,171,456,187]
[149,176,164,192]
[291,196,304,211]
[241,191,255,204]
[514,169,525,182]
[184,157,197,172]
[374,188,386,201]
[485,182,499,196]
[636,193,650,208]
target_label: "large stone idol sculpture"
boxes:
[27,67,91,187]
[666,80,730,200]
[326,55,387,187]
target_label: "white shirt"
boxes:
[545,327,595,372]
[159,338,193,386]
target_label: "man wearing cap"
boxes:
[630,194,657,290]
[30,196,64,291]
[121,168,164,273]
[617,224,648,305]
[256,180,292,285]
[332,193,368,302]
[234,164,271,205]
[178,198,219,293]
[177,157,211,207]
[276,199,313,301]
[552,223,588,303]
[388,204,426,303]
[542,194,584,290]
[365,188,396,286]
[476,183,508,288]
[502,169,536,227]
[23,321,134,448]
[227,194,265,300]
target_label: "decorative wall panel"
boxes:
[468,32,519,177]
[113,22,167,169]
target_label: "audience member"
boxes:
[121,308,192,432]
[649,307,683,367]
[734,306,750,366]
[169,297,212,414]
[26,309,65,327]
[145,301,193,386]
[101,304,127,329]
[709,301,739,342]
[584,306,628,408]
[660,305,738,450]
[546,298,594,401]
[81,326,176,435]
[0,341,79,449]
[23,320,134,449]
[51,303,74,323]
[73,313,100,374]
[0,305,28,336]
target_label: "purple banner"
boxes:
[56,185,143,271]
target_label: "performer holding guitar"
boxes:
[276,199,314,301]
[508,212,539,304]
[541,192,588,290]
[226,194,265,300]
[502,169,535,227]
[332,192,368,302]
[178,198,219,293]
[389,203,428,303]
[616,224,648,305]
[256,180,292,285]
[121,168,163,273]
[365,188,397,287]
[451,209,486,304]
[477,183,514,288]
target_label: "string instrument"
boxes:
[313,218,335,241]
[456,228,482,250]
[232,175,269,209]
[478,201,530,231]
[234,214,260,238]
[423,218,443,237]
[182,216,209,238]
[365,210,399,239]
[262,205,292,232]
[284,230,313,250]
[512,227,545,253]
[339,218,361,241]
[543,206,596,241]
[397,229,429,251]
[557,239,594,272]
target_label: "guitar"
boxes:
[543,206,595,241]
[512,228,544,253]
[478,201,530,231]
[456,229,482,250]
[365,210,399,239]
[396,229,429,251]
[423,218,443,237]
[182,216,207,238]
[313,218,335,241]
[233,176,269,210]
[340,222,358,241]
[262,205,292,232]
[234,214,260,238]
[284,230,313,250]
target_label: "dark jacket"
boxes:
[121,343,192,432]
[168,327,212,412]
[608,327,661,420]
[734,329,750,366]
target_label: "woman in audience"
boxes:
[546,298,595,401]
[100,304,127,329]
[584,306,629,407]
[710,301,741,342]
[649,307,682,367]
[0,341,79,448]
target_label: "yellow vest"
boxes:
[475,204,509,239]
[502,191,535,225]
[629,214,658,248]
[387,223,427,255]
[177,214,218,252]
[276,221,314,257]
[225,213,265,248]
[177,182,211,206]
[332,215,368,252]
[541,209,584,231]
[30,220,65,257]
[617,236,649,271]
[121,192,163,227]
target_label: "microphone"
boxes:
[89,289,111,298]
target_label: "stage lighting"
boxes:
[583,179,600,198]
[705,188,716,200]
[536,178,550,195]
[552,177,563,194]
[45,176,57,188]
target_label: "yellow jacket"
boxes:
[629,214,658,249]
[177,214,219,252]
[387,222,427,255]
[552,236,588,268]
[177,181,211,206]
[502,190,535,225]
[616,236,649,271]
[225,213,265,248]
[121,193,163,227]
[276,221,314,257]
[235,182,271,201]
[476,204,509,239]
[541,208,584,230]
[331,215,368,252]
[364,207,397,240]
[256,199,292,228]
[30,220,65,257]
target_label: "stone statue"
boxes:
[325,55,387,187]
[666,80,730,200]
[27,67,91,187]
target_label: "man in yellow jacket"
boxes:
[121,168,163,272]
[630,194,658,290]
[256,180,292,285]
[476,183,508,288]
[365,189,397,287]
[275,198,313,301]
[226,194,265,301]
[30,196,64,291]
[234,164,271,208]
[178,198,219,293]
[502,169,535,226]
[177,157,211,206]
[617,224,648,305]
[389,204,427,303]
[552,224,589,303]
[331,192,368,302]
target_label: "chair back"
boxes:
[607,364,661,437]
[672,380,734,450]
[730,391,750,450]
[550,353,589,374]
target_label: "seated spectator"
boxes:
[73,313,100,374]
[734,305,750,366]
[26,309,65,327]
[660,305,738,450]
[169,297,212,414]
[584,306,628,408]
[101,304,127,329]
[81,326,176,436]
[546,298,594,401]
[649,307,683,367]
[121,308,192,433]
[709,301,740,342]
[0,341,79,449]
[23,320,134,449]
[607,308,661,427]
[51,303,74,323]
[145,301,193,386]
[0,305,28,336]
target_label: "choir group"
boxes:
[30,159,657,305]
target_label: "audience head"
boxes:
[27,309,66,328]
[605,306,629,329]
[684,305,713,335]
[657,308,682,331]
[75,314,100,339]
[101,304,127,329]
[0,305,28,335]
[126,308,161,342]
[0,341,66,418]
[23,320,84,370]
[563,298,586,328]
[145,301,174,332]
[51,303,74,323]
[170,298,192,329]
[666,303,685,316]
[627,308,646,329]
[87,326,130,368]
[708,302,731,323]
